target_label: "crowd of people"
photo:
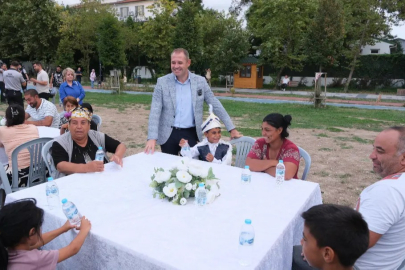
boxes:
[0,48,404,270]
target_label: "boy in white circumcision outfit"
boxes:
[179,104,232,165]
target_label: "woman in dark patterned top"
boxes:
[246,113,300,179]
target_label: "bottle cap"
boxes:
[47,177,53,182]
[61,198,67,204]
[245,219,252,225]
[98,146,102,150]
[199,183,205,187]
[244,165,249,169]
[279,160,284,164]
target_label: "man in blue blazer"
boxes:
[145,48,241,155]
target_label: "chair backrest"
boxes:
[92,114,102,131]
[230,136,256,168]
[42,139,57,179]
[298,146,311,180]
[11,137,53,191]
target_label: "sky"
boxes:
[57,0,405,39]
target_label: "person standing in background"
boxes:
[0,63,7,103]
[18,63,29,92]
[30,61,50,100]
[50,65,64,105]
[90,69,96,89]
[75,67,83,84]
[4,61,26,107]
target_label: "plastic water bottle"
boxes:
[182,141,191,158]
[61,198,82,226]
[195,183,207,207]
[241,165,251,184]
[276,160,285,186]
[95,147,105,162]
[46,177,59,210]
[238,219,255,266]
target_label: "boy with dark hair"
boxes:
[296,204,369,270]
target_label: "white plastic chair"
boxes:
[298,146,311,180]
[92,114,102,131]
[0,164,11,209]
[10,137,53,191]
[230,136,256,168]
[42,139,57,179]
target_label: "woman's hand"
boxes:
[76,98,80,103]
[111,154,123,167]
[61,123,68,129]
[76,216,91,232]
[62,220,77,232]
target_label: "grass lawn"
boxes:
[84,92,403,137]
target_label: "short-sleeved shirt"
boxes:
[355,173,405,270]
[247,138,300,179]
[4,69,25,90]
[7,249,59,270]
[51,134,120,166]
[0,68,4,82]
[282,77,290,84]
[35,69,50,94]
[25,98,60,128]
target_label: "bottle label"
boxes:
[50,186,59,195]
[241,174,251,182]
[239,232,255,245]
[95,153,104,161]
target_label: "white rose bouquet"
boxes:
[150,159,219,205]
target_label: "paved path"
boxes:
[120,84,405,101]
[83,87,405,111]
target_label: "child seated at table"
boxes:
[0,198,91,270]
[294,204,369,270]
[179,104,232,165]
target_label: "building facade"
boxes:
[102,0,155,22]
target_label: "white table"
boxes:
[6,152,322,270]
[0,126,60,165]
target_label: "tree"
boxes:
[342,0,390,92]
[305,0,345,107]
[0,0,61,61]
[139,0,177,75]
[97,15,127,69]
[173,0,202,72]
[247,0,317,88]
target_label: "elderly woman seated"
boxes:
[245,113,300,180]
[51,107,126,178]
[0,105,39,186]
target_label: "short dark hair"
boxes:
[81,103,93,113]
[5,104,25,127]
[302,204,369,267]
[33,61,42,67]
[0,199,44,269]
[24,89,39,98]
[171,48,189,60]
[10,61,19,67]
[263,113,292,138]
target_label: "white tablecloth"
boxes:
[6,152,322,270]
[0,126,60,165]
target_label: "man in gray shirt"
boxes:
[4,61,26,107]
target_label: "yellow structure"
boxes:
[234,57,263,89]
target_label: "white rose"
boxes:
[163,183,177,198]
[198,168,209,178]
[176,170,192,183]
[155,170,171,183]
[185,183,192,190]
[180,198,187,205]
[192,183,197,190]
[172,160,188,171]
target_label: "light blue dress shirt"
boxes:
[173,73,195,128]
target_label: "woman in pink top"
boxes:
[0,198,91,270]
[0,105,39,187]
[246,113,300,180]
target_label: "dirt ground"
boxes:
[92,104,379,207]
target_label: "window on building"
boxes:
[240,65,251,78]
[138,5,145,16]
[257,66,262,78]
[370,49,379,54]
[120,7,129,17]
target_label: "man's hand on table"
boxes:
[111,154,123,167]
[87,160,104,172]
[144,139,156,154]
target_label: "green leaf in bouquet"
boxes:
[151,175,155,181]
[183,190,190,198]
[207,167,217,180]
[158,168,164,172]
[175,180,184,189]
[206,185,211,191]
[149,181,158,188]
[170,168,179,175]
[159,193,166,199]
